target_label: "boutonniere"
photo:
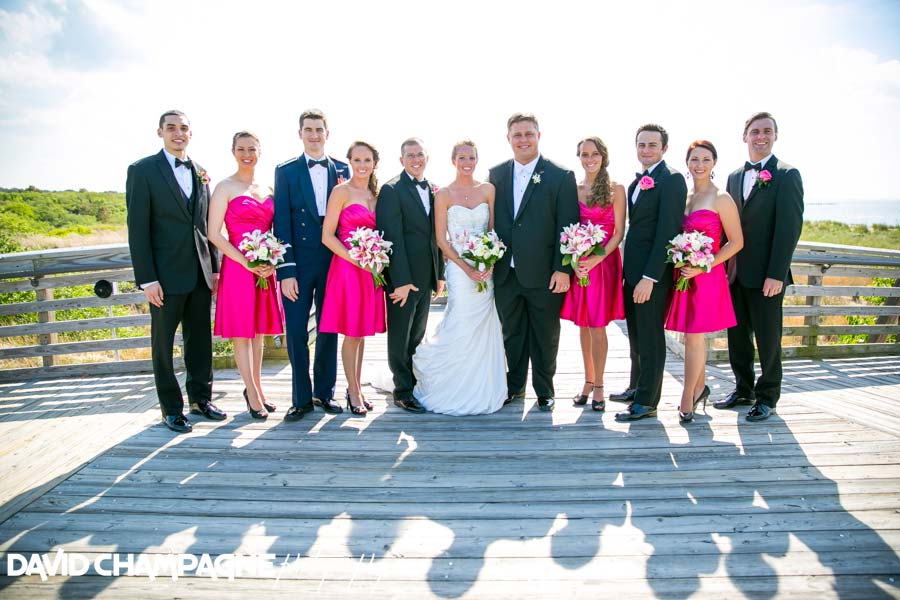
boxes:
[756,170,772,189]
[197,170,210,186]
[531,172,542,185]
[638,175,655,191]
[431,184,439,194]
[337,175,347,185]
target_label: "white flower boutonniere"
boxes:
[198,171,210,186]
[532,173,542,185]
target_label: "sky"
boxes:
[0,0,899,202]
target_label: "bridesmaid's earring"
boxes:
[711,171,716,180]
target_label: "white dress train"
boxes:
[412,203,507,415]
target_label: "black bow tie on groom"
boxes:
[744,161,762,172]
[414,179,429,191]
[174,158,193,170]
[634,170,650,179]
[307,158,328,169]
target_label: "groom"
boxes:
[715,111,804,422]
[126,109,226,433]
[274,109,350,421]
[614,124,686,422]
[489,113,579,411]
[376,138,445,413]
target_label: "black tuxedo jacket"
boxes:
[126,150,217,294]
[489,156,579,288]
[375,171,444,293]
[623,161,687,287]
[726,156,804,287]
[273,155,351,279]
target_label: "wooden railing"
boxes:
[2,241,899,381]
[0,244,290,382]
[667,241,900,361]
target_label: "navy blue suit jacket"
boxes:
[273,155,351,280]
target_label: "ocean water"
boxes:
[805,199,900,226]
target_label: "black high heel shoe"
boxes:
[244,388,276,413]
[573,381,593,406]
[346,389,373,411]
[243,390,268,420]
[346,392,368,416]
[680,385,711,423]
[591,384,605,412]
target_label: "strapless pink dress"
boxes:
[560,203,624,327]
[319,204,386,337]
[665,209,736,333]
[213,196,284,338]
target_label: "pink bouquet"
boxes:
[452,229,507,292]
[346,227,393,288]
[237,229,289,289]
[666,230,715,291]
[559,221,607,287]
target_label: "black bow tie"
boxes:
[744,161,761,172]
[307,158,328,169]
[175,158,193,170]
[414,179,429,191]
[635,170,649,179]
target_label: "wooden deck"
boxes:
[1,306,899,599]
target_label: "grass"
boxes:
[801,221,900,250]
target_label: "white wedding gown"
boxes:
[412,204,507,415]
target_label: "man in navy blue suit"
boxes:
[274,109,351,421]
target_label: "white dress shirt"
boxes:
[631,160,662,204]
[163,148,194,199]
[305,153,329,216]
[742,154,773,201]
[412,176,430,215]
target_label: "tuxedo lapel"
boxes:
[632,160,665,209]
[297,160,320,221]
[405,179,428,219]
[626,178,638,212]
[515,156,544,221]
[744,155,777,207]
[154,151,192,221]
[728,170,744,215]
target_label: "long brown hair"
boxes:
[577,137,612,208]
[347,141,380,198]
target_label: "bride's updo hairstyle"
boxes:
[685,140,718,162]
[452,140,478,160]
[347,141,380,198]
[576,136,612,208]
[232,130,260,150]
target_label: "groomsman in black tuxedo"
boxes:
[489,113,579,411]
[274,109,350,421]
[376,138,445,413]
[715,112,803,421]
[614,124,687,422]
[126,110,226,433]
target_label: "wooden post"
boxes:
[33,276,57,367]
[803,273,822,352]
[869,277,900,344]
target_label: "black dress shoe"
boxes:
[189,402,227,420]
[503,391,525,406]
[746,403,776,422]
[394,397,426,413]
[163,414,192,433]
[713,390,755,410]
[609,388,636,403]
[537,396,555,412]
[284,403,314,422]
[614,403,657,422]
[313,397,344,414]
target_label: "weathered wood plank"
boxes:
[0,268,135,294]
[0,292,145,317]
[0,336,154,359]
[787,285,900,297]
[0,314,150,338]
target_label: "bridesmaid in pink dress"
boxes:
[559,137,626,411]
[319,141,386,416]
[208,131,284,420]
[664,140,743,423]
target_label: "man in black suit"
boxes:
[126,109,226,434]
[376,138,445,413]
[489,113,579,411]
[274,109,351,421]
[614,124,687,422]
[715,112,804,422]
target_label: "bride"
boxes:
[412,140,507,415]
